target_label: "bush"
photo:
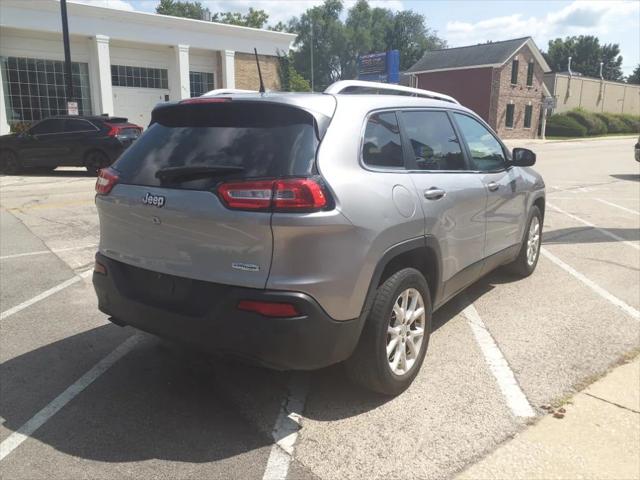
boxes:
[545,114,587,137]
[617,114,640,133]
[566,109,608,136]
[595,113,627,134]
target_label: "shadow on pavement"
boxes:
[543,226,640,245]
[610,173,639,182]
[0,326,274,464]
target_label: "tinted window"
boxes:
[30,119,65,134]
[114,102,320,190]
[65,119,96,132]
[402,111,466,171]
[454,113,506,172]
[362,112,404,168]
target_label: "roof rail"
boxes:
[202,88,256,96]
[324,80,459,104]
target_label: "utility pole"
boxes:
[310,18,314,92]
[60,0,77,114]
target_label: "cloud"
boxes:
[69,0,136,11]
[446,0,640,48]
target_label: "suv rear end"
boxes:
[93,95,362,369]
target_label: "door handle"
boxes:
[424,188,446,200]
[487,182,499,192]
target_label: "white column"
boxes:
[172,44,190,100]
[0,70,9,135]
[93,35,114,115]
[221,50,235,89]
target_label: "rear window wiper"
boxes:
[155,165,245,181]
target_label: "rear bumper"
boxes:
[92,253,363,370]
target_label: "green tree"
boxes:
[212,8,269,29]
[156,0,209,20]
[626,64,640,85]
[544,35,624,81]
[277,54,311,91]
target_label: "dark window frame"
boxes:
[505,104,515,128]
[510,59,519,85]
[523,105,533,129]
[526,62,534,87]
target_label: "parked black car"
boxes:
[0,116,143,175]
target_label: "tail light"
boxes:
[237,300,300,318]
[95,167,119,195]
[218,178,329,212]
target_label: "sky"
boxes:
[74,0,640,75]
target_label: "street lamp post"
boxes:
[59,0,76,114]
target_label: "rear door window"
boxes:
[64,119,97,132]
[30,119,65,135]
[113,102,320,190]
[362,112,404,169]
[402,111,467,171]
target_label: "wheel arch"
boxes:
[360,236,443,319]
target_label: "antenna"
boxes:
[254,48,265,94]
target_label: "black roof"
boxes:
[407,37,532,73]
[48,115,129,123]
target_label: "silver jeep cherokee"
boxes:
[93,81,545,395]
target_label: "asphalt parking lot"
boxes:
[1,136,639,480]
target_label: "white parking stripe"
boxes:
[0,244,97,260]
[541,248,639,320]
[262,374,309,480]
[463,304,535,418]
[0,335,140,461]
[0,270,92,320]
[594,198,640,216]
[547,202,640,251]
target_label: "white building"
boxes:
[0,0,295,134]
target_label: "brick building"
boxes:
[405,37,551,139]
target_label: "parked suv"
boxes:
[0,115,142,175]
[93,81,545,395]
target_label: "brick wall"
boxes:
[492,44,545,139]
[234,53,280,91]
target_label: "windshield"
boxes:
[113,102,320,190]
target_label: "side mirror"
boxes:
[511,148,536,167]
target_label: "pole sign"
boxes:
[357,50,400,84]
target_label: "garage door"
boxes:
[112,87,169,128]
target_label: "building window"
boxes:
[111,65,168,89]
[526,62,534,87]
[510,59,519,85]
[0,56,92,125]
[505,104,515,128]
[189,71,215,97]
[524,105,533,128]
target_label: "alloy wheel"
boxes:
[526,216,540,266]
[386,288,426,376]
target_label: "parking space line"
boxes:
[463,304,535,418]
[594,198,640,216]
[541,248,639,320]
[0,244,97,261]
[0,270,92,321]
[547,202,640,251]
[0,335,140,462]
[262,373,309,480]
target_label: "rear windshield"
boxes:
[113,102,319,190]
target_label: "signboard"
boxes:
[67,101,79,116]
[542,97,557,109]
[357,50,400,84]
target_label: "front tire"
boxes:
[0,150,21,175]
[506,205,542,277]
[345,268,432,395]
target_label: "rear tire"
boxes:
[345,268,432,396]
[0,150,21,175]
[505,205,542,277]
[84,150,110,176]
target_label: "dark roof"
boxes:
[407,37,536,73]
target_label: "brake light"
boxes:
[180,97,232,104]
[105,123,120,137]
[217,178,328,212]
[237,300,300,318]
[95,167,119,195]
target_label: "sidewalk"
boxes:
[456,356,640,480]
